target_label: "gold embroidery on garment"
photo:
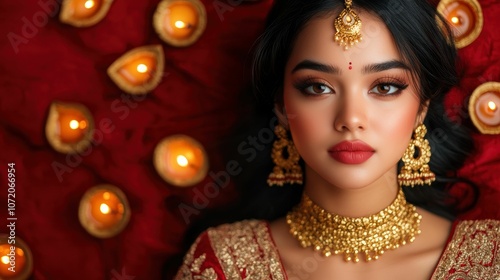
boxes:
[208,220,286,279]
[254,222,286,280]
[195,267,217,280]
[191,254,206,274]
[432,220,500,279]
[175,236,218,280]
[175,234,199,279]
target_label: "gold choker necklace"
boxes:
[286,189,421,262]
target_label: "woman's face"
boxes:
[282,11,425,190]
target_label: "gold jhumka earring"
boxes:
[267,124,303,186]
[334,0,363,49]
[398,124,436,187]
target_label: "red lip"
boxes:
[328,140,375,164]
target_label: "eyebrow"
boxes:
[291,59,411,75]
[292,60,341,75]
[362,60,411,74]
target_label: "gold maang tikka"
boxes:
[334,0,362,50]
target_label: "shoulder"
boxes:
[432,219,500,279]
[206,219,270,238]
[452,219,500,234]
[175,219,286,279]
[448,219,500,244]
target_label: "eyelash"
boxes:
[370,77,409,97]
[293,78,333,96]
[293,77,409,97]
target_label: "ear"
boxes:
[415,100,430,128]
[274,103,289,128]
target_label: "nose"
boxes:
[333,93,366,132]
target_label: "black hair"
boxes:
[250,0,476,220]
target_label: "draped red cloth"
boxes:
[0,0,272,279]
[442,0,500,220]
[0,0,498,279]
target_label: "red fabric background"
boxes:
[0,0,273,279]
[441,0,500,220]
[0,0,498,279]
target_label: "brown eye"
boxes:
[304,83,332,95]
[370,83,402,95]
[377,85,391,94]
[313,84,328,93]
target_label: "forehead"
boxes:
[286,11,401,69]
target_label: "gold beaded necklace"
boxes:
[286,188,421,263]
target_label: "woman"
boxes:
[175,0,500,279]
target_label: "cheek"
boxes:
[376,102,420,152]
[384,110,416,136]
[284,93,327,142]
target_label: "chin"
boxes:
[328,179,380,190]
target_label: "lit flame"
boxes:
[176,155,189,167]
[84,0,95,9]
[100,203,110,214]
[136,64,148,73]
[69,120,80,129]
[488,101,497,112]
[1,255,9,264]
[175,20,186,28]
[103,192,110,200]
[451,16,460,24]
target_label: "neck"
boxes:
[303,165,399,217]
